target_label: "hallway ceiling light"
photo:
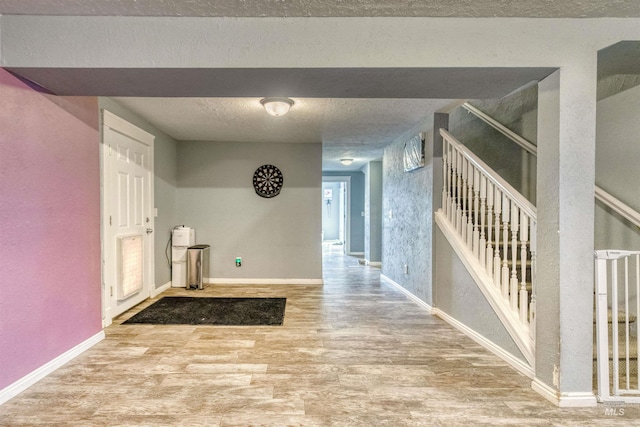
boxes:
[340,159,354,166]
[260,97,294,117]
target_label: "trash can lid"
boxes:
[188,244,210,249]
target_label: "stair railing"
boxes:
[455,102,640,374]
[595,250,640,403]
[463,101,636,220]
[441,129,537,343]
[595,187,640,231]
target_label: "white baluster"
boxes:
[456,149,463,233]
[493,188,502,289]
[461,158,468,244]
[485,181,494,278]
[472,168,480,258]
[466,163,474,250]
[519,212,529,323]
[479,175,487,268]
[501,195,510,300]
[529,221,537,339]
[442,139,448,217]
[450,146,457,225]
[636,254,640,389]
[510,204,519,311]
[636,254,640,388]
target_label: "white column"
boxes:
[534,61,597,406]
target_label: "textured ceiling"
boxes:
[113,97,455,171]
[4,3,636,172]
[9,65,551,171]
[1,0,639,18]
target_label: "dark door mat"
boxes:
[122,297,286,326]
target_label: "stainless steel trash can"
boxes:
[187,245,210,290]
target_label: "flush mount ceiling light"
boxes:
[340,158,354,166]
[260,97,294,117]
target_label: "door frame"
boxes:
[322,176,351,255]
[100,110,155,327]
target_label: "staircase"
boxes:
[439,102,640,398]
[436,128,536,366]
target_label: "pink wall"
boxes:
[0,69,102,389]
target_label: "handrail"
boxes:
[595,187,640,229]
[461,101,640,231]
[440,129,537,219]
[462,102,538,156]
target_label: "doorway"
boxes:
[322,176,351,255]
[101,110,155,326]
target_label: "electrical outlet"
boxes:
[235,257,242,267]
[403,264,409,274]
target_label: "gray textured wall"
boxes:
[363,161,383,263]
[323,172,365,254]
[595,82,640,250]
[595,81,640,310]
[472,84,539,143]
[382,132,434,305]
[99,97,178,288]
[434,229,525,361]
[176,141,322,280]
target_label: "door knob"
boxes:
[146,228,154,234]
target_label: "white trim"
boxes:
[380,274,432,313]
[595,186,640,229]
[100,109,155,327]
[103,110,155,143]
[364,260,382,267]
[461,102,537,156]
[440,130,536,219]
[206,278,323,285]
[0,331,105,405]
[435,210,535,365]
[151,281,171,298]
[432,308,534,379]
[349,252,364,256]
[531,378,597,407]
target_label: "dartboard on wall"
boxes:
[253,164,284,198]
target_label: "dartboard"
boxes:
[253,164,284,198]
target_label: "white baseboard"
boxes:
[206,278,323,285]
[0,330,105,405]
[380,274,432,313]
[432,307,535,380]
[151,281,171,298]
[349,252,364,256]
[531,378,597,407]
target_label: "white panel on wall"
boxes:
[118,234,143,300]
[118,173,128,227]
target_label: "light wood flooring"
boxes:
[1,245,638,426]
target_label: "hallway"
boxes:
[0,250,634,425]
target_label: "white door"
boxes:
[102,110,155,326]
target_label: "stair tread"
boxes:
[594,334,639,359]
[593,309,638,324]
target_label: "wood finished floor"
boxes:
[1,245,638,426]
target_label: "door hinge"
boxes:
[110,286,113,297]
[109,216,112,226]
[109,144,112,156]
